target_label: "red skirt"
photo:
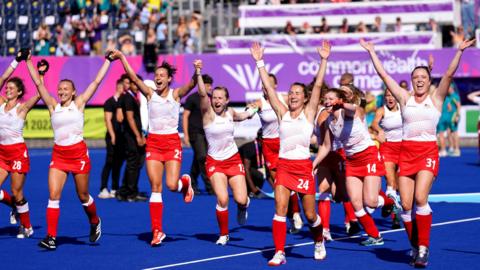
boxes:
[146,133,182,162]
[261,137,280,170]
[0,143,30,173]
[206,153,245,179]
[399,141,439,176]
[345,146,385,177]
[379,141,401,164]
[276,158,315,195]
[50,141,91,174]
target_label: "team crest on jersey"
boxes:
[23,150,28,158]
[209,166,215,172]
[49,161,54,166]
[146,152,151,158]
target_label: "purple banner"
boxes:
[216,33,436,53]
[242,2,452,18]
[1,48,480,104]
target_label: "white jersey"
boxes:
[204,111,238,160]
[402,95,440,142]
[313,108,342,151]
[258,94,286,139]
[380,105,402,142]
[279,110,314,160]
[327,111,374,157]
[0,103,24,145]
[51,102,84,146]
[148,89,180,135]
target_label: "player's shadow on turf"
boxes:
[372,248,411,263]
[56,236,87,246]
[241,225,272,233]
[444,248,480,255]
[260,247,309,260]
[137,232,188,244]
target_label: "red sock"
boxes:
[83,201,99,224]
[46,207,60,237]
[318,200,331,230]
[310,217,323,243]
[379,190,393,207]
[149,202,163,232]
[0,190,13,206]
[403,220,418,246]
[17,202,31,228]
[344,202,357,222]
[287,193,300,218]
[216,208,229,236]
[272,217,287,252]
[358,213,380,238]
[416,213,432,247]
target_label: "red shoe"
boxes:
[151,230,166,246]
[181,174,194,203]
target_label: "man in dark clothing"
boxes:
[182,74,214,194]
[116,75,147,202]
[99,79,125,199]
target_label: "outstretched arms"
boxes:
[360,39,409,106]
[305,40,330,119]
[195,60,215,125]
[250,42,287,120]
[26,52,57,113]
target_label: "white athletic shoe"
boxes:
[293,212,303,230]
[323,229,333,242]
[109,190,116,198]
[314,241,327,260]
[9,211,17,225]
[268,251,287,266]
[17,226,34,239]
[215,235,229,246]
[98,188,111,199]
[439,150,448,157]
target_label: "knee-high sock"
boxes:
[82,195,100,224]
[344,201,357,222]
[149,193,163,232]
[216,205,229,236]
[16,200,31,228]
[272,215,287,252]
[355,208,380,238]
[0,190,13,207]
[309,214,323,242]
[46,200,60,237]
[416,204,432,247]
[318,193,331,230]
[401,210,418,247]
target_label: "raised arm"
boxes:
[0,49,30,104]
[76,55,113,108]
[231,104,258,122]
[305,40,330,119]
[250,42,287,120]
[195,60,215,124]
[26,55,57,112]
[175,75,197,99]
[360,39,409,106]
[433,38,475,107]
[370,106,385,143]
[112,50,153,99]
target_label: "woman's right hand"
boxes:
[250,42,264,61]
[359,39,375,52]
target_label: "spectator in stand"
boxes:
[117,3,131,36]
[126,0,139,19]
[284,21,296,35]
[119,34,136,56]
[356,21,368,33]
[314,17,330,34]
[174,16,188,54]
[71,16,91,56]
[139,2,151,27]
[156,17,168,54]
[56,35,75,57]
[425,18,439,32]
[394,17,403,32]
[370,16,386,32]
[188,12,202,53]
[339,18,352,33]
[461,0,475,38]
[298,22,314,34]
[91,14,108,56]
[34,24,52,56]
[450,26,466,48]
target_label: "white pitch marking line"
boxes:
[143,216,480,270]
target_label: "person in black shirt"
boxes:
[99,79,125,199]
[238,138,265,198]
[116,75,147,202]
[182,74,214,194]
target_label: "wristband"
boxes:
[10,60,19,69]
[256,60,265,68]
[105,51,114,62]
[246,107,258,117]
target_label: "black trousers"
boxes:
[100,133,125,191]
[118,133,145,197]
[188,133,212,193]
